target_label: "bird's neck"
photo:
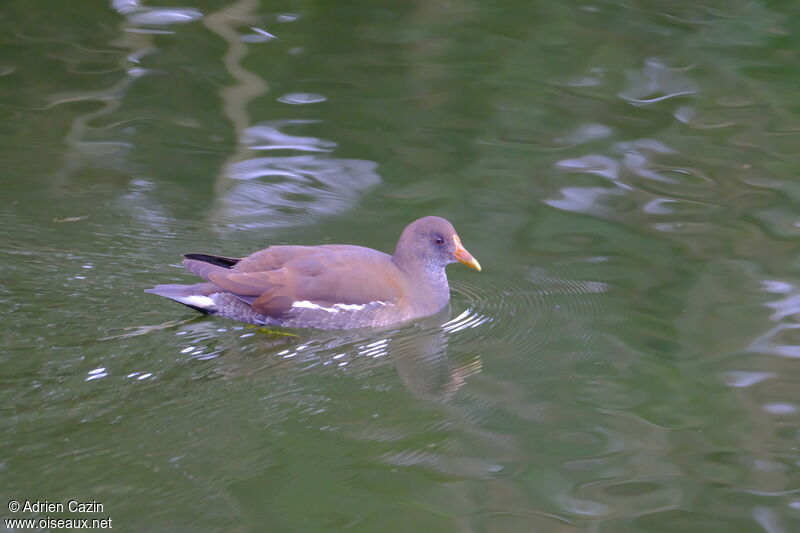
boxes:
[393,255,450,312]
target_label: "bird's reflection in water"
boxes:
[129,308,516,530]
[165,306,483,402]
[390,309,483,402]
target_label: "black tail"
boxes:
[182,253,240,268]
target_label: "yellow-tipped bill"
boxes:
[453,234,481,271]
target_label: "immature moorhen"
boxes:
[145,216,480,329]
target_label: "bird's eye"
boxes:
[434,236,445,245]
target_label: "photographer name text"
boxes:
[10,499,104,514]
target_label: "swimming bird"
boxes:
[145,216,480,329]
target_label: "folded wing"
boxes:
[182,245,402,319]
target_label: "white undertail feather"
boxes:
[179,295,216,310]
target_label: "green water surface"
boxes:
[2,0,800,531]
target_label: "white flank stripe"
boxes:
[333,303,367,311]
[292,300,338,313]
[291,300,386,313]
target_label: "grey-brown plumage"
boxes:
[145,216,480,329]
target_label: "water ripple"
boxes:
[113,0,203,26]
[241,120,336,152]
[449,259,615,362]
[618,58,699,106]
[215,119,381,230]
[220,155,380,229]
[278,93,327,105]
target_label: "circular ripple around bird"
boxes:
[448,263,614,359]
[448,277,555,358]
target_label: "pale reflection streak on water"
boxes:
[751,280,800,359]
[33,0,202,235]
[113,0,203,28]
[203,2,381,232]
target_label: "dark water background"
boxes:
[2,0,800,531]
